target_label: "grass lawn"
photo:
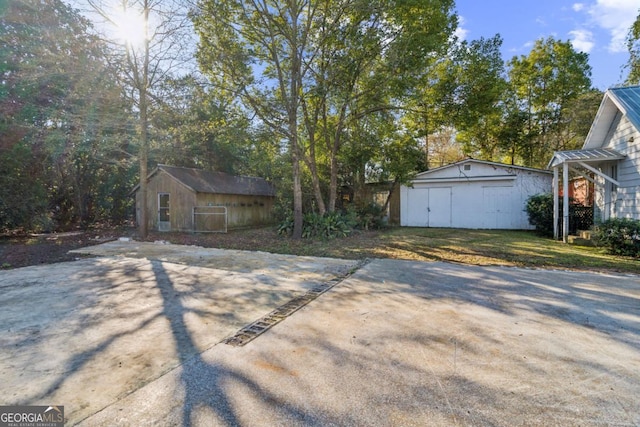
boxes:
[151,226,640,275]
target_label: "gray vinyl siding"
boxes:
[601,113,640,219]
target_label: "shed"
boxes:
[134,165,276,232]
[548,86,640,241]
[400,159,552,229]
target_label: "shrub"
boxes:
[525,193,556,236]
[277,212,351,239]
[354,203,386,230]
[593,218,640,257]
[277,214,294,236]
[277,205,383,239]
[525,193,593,237]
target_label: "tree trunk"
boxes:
[292,144,303,239]
[381,180,396,215]
[138,3,151,238]
[328,151,338,212]
[289,11,303,239]
[303,136,326,215]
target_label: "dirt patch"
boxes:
[0,226,376,270]
[0,229,129,269]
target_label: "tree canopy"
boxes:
[0,0,610,234]
[626,9,640,85]
[193,0,457,237]
[0,0,133,231]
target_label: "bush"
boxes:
[354,203,386,231]
[525,193,557,237]
[525,193,593,237]
[277,204,384,239]
[593,218,640,257]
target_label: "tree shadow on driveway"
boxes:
[150,260,335,426]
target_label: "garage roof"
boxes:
[413,159,551,183]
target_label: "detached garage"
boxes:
[400,159,552,229]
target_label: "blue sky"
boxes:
[454,0,640,90]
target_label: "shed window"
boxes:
[464,164,471,171]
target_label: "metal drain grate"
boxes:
[223,259,368,346]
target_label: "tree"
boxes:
[194,0,311,237]
[194,0,456,238]
[507,37,592,167]
[0,0,132,231]
[626,10,640,85]
[85,0,195,237]
[152,75,253,174]
[448,35,507,160]
[301,0,456,213]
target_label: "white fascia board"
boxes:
[411,175,517,184]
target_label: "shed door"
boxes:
[158,193,170,231]
[406,187,452,227]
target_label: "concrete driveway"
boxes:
[1,241,639,426]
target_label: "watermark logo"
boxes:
[0,406,64,427]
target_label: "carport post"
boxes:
[553,166,559,240]
[563,162,569,243]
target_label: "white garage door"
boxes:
[406,187,452,227]
[482,186,514,229]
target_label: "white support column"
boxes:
[563,162,569,243]
[553,166,559,240]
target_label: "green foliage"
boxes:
[0,0,134,232]
[152,76,252,174]
[525,193,557,237]
[593,218,640,257]
[626,10,640,85]
[194,0,458,234]
[448,35,508,160]
[277,203,386,239]
[506,37,592,167]
[525,193,595,238]
[353,203,386,231]
[278,211,352,239]
[302,212,351,239]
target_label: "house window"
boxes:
[464,164,471,171]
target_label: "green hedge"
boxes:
[593,218,640,257]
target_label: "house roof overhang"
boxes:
[583,86,640,150]
[547,148,625,169]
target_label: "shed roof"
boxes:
[141,165,276,197]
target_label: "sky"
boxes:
[454,0,640,90]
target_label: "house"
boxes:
[548,86,640,241]
[400,159,552,229]
[133,164,276,232]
